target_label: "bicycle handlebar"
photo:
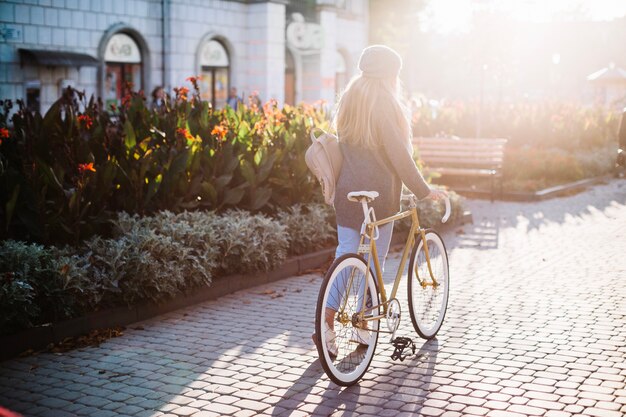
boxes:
[442,197,451,224]
[400,193,451,224]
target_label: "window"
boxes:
[198,40,229,108]
[25,80,41,113]
[104,33,142,109]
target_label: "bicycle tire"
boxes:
[315,254,380,386]
[407,229,449,339]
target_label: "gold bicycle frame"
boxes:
[336,200,440,327]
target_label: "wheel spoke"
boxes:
[408,231,449,339]
[315,255,380,385]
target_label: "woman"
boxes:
[314,45,447,355]
[150,86,166,113]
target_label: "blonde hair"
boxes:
[333,74,411,149]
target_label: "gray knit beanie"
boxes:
[358,45,402,79]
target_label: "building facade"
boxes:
[0,0,369,113]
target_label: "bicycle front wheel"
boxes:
[408,230,449,339]
[315,254,380,386]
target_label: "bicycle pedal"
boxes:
[390,337,416,362]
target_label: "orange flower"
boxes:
[77,114,93,130]
[78,162,96,173]
[186,76,199,84]
[211,125,228,141]
[175,86,189,101]
[176,127,194,141]
[254,120,266,132]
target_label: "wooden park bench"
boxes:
[412,137,508,201]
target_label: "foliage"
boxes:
[213,209,289,274]
[0,240,76,334]
[412,99,619,190]
[502,146,615,191]
[0,87,327,245]
[0,205,308,336]
[278,203,336,255]
[395,188,465,233]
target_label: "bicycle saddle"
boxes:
[347,191,379,202]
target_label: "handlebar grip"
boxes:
[442,197,451,223]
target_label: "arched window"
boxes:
[335,51,348,96]
[104,33,142,109]
[198,40,229,108]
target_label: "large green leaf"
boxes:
[223,185,246,206]
[124,119,137,150]
[239,159,256,185]
[249,186,272,211]
[5,185,20,231]
[35,158,64,191]
[200,180,217,199]
[215,174,233,189]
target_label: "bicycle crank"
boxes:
[385,298,401,340]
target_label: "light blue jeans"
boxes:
[327,222,394,311]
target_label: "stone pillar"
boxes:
[247,1,287,104]
[318,5,337,104]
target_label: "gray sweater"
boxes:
[335,113,431,230]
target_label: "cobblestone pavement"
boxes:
[1,180,625,417]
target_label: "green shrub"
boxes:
[0,274,36,335]
[53,249,101,313]
[213,209,289,274]
[278,203,336,255]
[0,241,76,334]
[85,230,209,306]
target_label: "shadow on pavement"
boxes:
[272,357,361,416]
[274,338,438,416]
[444,179,626,251]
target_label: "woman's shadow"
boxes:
[272,338,439,416]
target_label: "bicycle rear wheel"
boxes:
[407,230,449,339]
[315,254,380,386]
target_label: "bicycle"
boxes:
[314,190,451,386]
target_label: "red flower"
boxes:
[77,115,93,130]
[78,162,96,173]
[176,127,194,141]
[186,76,199,84]
[121,93,132,108]
[0,127,7,146]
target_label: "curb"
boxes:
[451,175,612,202]
[0,213,471,362]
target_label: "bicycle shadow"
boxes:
[271,359,360,417]
[372,337,440,414]
[273,338,438,416]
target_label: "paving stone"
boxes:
[0,183,625,417]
